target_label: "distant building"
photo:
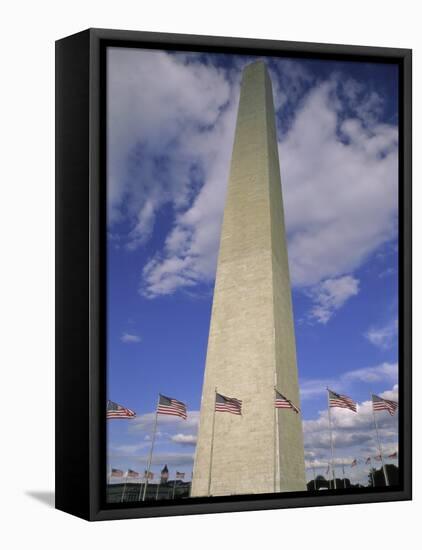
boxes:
[107,481,191,503]
[306,476,355,491]
[160,464,169,484]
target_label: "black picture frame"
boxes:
[55,28,412,521]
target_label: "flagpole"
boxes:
[155,480,160,500]
[273,331,278,493]
[106,467,111,501]
[138,478,145,500]
[138,471,148,501]
[121,472,128,503]
[312,464,317,491]
[369,458,375,487]
[274,387,277,492]
[172,478,177,499]
[142,395,160,501]
[207,387,217,497]
[326,388,337,489]
[273,383,280,492]
[371,394,389,486]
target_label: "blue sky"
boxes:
[106,47,399,487]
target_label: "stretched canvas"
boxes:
[55,29,412,520]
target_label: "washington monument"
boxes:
[191,61,306,497]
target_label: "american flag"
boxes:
[372,394,398,416]
[176,471,185,479]
[111,468,124,477]
[106,400,136,419]
[328,389,357,412]
[351,459,358,467]
[215,392,242,415]
[388,451,398,459]
[157,394,187,419]
[275,389,300,413]
[365,457,371,465]
[127,469,139,478]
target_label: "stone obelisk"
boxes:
[191,61,306,497]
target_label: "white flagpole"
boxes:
[106,467,112,501]
[120,472,129,503]
[326,389,337,489]
[137,475,144,501]
[135,475,142,500]
[273,382,280,492]
[207,387,217,497]
[371,394,389,486]
[274,387,277,492]
[312,464,317,491]
[142,395,160,501]
[138,471,148,501]
[326,463,331,489]
[273,327,278,493]
[369,458,375,487]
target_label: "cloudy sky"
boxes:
[106,47,399,488]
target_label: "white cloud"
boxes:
[365,318,398,349]
[107,47,235,258]
[280,78,398,287]
[109,411,199,473]
[302,385,398,485]
[135,452,195,469]
[171,434,197,446]
[138,94,239,297]
[268,58,315,114]
[305,456,362,469]
[109,442,150,456]
[304,385,398,433]
[343,362,398,384]
[129,410,200,435]
[300,362,398,400]
[120,332,141,344]
[306,275,359,324]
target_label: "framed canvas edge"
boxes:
[56,28,412,522]
[56,29,92,521]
